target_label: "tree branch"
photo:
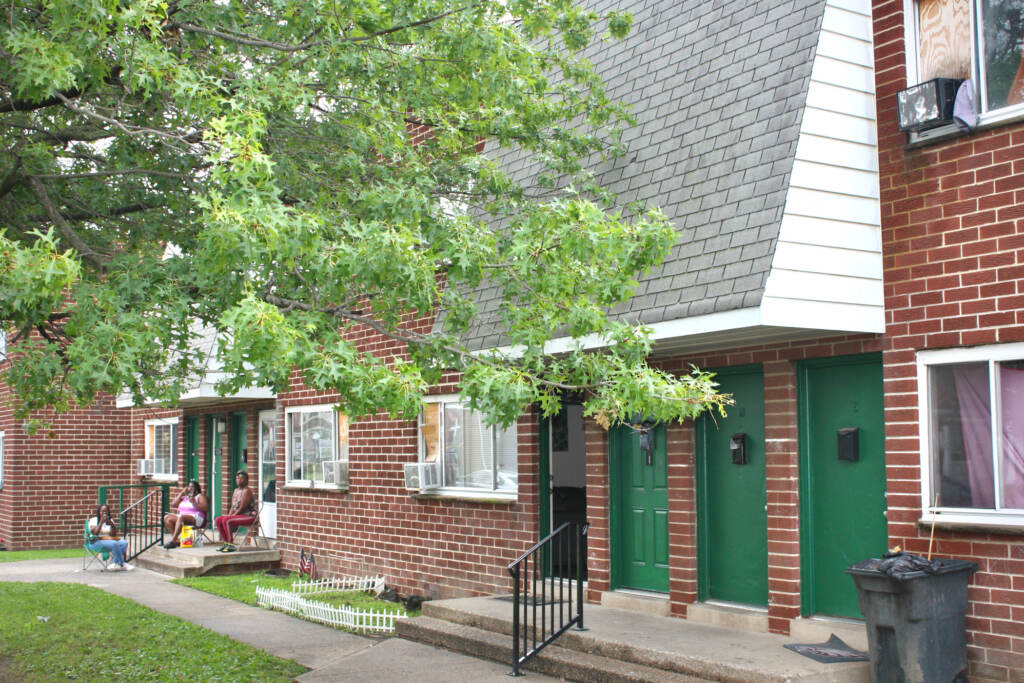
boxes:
[26,176,111,270]
[33,168,190,180]
[0,87,84,114]
[170,22,324,52]
[23,201,163,225]
[0,156,21,200]
[261,292,591,392]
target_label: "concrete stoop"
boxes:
[398,616,704,682]
[397,596,871,683]
[134,544,281,578]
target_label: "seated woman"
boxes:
[87,503,133,571]
[162,479,208,549]
[214,471,256,552]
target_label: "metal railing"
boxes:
[507,521,588,677]
[99,483,169,562]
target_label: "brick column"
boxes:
[585,418,610,602]
[668,420,697,617]
[763,359,801,634]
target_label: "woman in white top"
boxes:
[87,503,133,571]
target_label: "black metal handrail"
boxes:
[117,488,166,561]
[507,521,588,676]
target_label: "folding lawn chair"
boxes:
[83,518,112,572]
[240,502,266,548]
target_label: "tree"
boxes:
[0,0,727,428]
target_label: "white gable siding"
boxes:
[761,0,884,333]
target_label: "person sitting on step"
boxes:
[162,479,208,549]
[87,503,134,571]
[214,471,256,552]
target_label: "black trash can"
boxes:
[846,557,977,683]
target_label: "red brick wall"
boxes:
[0,393,130,550]
[274,309,540,598]
[873,2,1024,678]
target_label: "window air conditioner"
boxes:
[404,462,442,491]
[324,460,349,487]
[136,459,168,476]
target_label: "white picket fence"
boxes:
[290,575,386,596]
[256,583,406,633]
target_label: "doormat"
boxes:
[784,634,869,663]
[492,595,562,606]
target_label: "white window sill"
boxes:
[412,489,517,504]
[143,474,178,484]
[919,511,1024,535]
[282,481,348,493]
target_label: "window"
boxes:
[418,397,518,495]
[907,0,1024,127]
[0,431,5,488]
[285,405,348,488]
[918,343,1024,526]
[0,327,6,359]
[145,418,178,478]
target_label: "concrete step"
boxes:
[398,615,708,682]
[135,544,280,577]
[416,596,870,683]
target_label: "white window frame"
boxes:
[284,404,348,490]
[144,417,179,482]
[917,341,1024,527]
[0,431,5,489]
[904,0,1024,138]
[418,395,518,500]
[0,328,6,359]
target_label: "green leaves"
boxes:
[0,0,725,429]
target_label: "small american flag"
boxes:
[307,552,319,580]
[298,548,310,577]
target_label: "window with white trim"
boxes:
[918,342,1024,525]
[906,0,1024,128]
[419,397,518,494]
[285,405,348,488]
[0,431,5,488]
[144,418,178,477]
[0,328,6,359]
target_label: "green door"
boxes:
[799,354,887,618]
[230,412,247,476]
[696,366,768,606]
[184,416,199,483]
[206,415,224,518]
[611,424,669,592]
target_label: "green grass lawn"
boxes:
[0,582,306,682]
[173,571,415,615]
[0,548,81,563]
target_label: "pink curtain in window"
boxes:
[954,365,1024,509]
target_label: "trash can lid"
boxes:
[846,552,978,581]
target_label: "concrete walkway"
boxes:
[0,558,558,682]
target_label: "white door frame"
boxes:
[258,409,277,538]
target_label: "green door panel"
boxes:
[230,412,247,476]
[612,424,669,593]
[697,366,768,606]
[799,354,887,618]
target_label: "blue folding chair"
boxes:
[83,518,112,571]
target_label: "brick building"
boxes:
[0,329,131,549]
[15,0,1024,678]
[872,0,1024,679]
[171,0,891,636]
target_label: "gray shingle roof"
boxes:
[457,0,825,350]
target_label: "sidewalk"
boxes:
[0,558,558,682]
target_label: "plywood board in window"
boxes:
[919,0,970,80]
